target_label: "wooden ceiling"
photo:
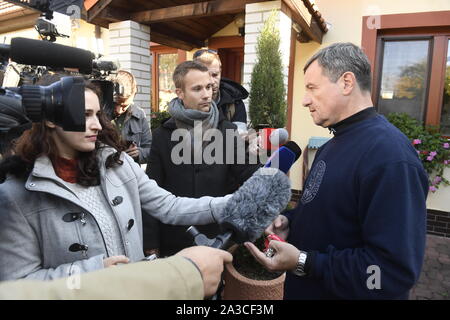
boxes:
[1,0,328,49]
[86,0,267,50]
[0,0,40,34]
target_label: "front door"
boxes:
[218,47,244,84]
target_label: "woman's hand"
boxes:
[103,255,130,267]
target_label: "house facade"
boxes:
[291,0,450,237]
[1,0,450,236]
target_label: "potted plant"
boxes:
[248,11,287,152]
[387,112,450,192]
[150,110,170,132]
[222,202,295,300]
[222,236,286,300]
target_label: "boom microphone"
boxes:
[264,140,302,174]
[9,37,94,74]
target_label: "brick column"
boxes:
[243,1,292,123]
[108,21,151,117]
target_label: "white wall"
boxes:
[243,1,292,123]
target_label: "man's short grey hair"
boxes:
[304,42,372,92]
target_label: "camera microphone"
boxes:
[92,60,118,72]
[8,37,94,74]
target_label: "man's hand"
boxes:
[266,215,290,240]
[176,246,233,298]
[126,143,139,159]
[248,131,261,155]
[144,248,159,258]
[245,241,299,272]
[103,255,130,268]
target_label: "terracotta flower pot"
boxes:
[222,246,286,300]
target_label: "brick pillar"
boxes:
[108,21,151,117]
[243,1,292,124]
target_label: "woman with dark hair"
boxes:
[0,79,231,281]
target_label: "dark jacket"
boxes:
[217,78,248,124]
[283,112,428,300]
[143,113,260,256]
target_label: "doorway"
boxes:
[218,47,244,84]
[209,36,245,85]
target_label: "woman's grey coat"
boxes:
[0,147,230,281]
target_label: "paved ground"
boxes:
[410,235,450,300]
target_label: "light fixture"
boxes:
[234,14,245,37]
[292,23,302,34]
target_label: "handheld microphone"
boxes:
[269,128,289,147]
[8,37,94,74]
[264,141,302,174]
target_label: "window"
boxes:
[157,53,178,111]
[440,39,450,135]
[362,11,450,134]
[377,39,431,122]
[150,45,186,112]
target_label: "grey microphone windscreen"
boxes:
[219,167,291,243]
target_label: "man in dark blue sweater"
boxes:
[245,43,428,299]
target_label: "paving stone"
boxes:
[411,235,450,300]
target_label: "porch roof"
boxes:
[0,0,40,34]
[85,0,328,50]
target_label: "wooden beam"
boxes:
[150,31,198,51]
[84,0,99,11]
[151,24,205,49]
[130,0,262,24]
[282,0,323,44]
[0,13,40,34]
[97,6,130,22]
[286,26,296,139]
[209,36,244,50]
[87,0,112,22]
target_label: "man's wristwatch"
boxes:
[292,250,308,277]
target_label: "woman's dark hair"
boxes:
[0,75,126,185]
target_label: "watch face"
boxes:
[293,251,307,277]
[299,252,307,264]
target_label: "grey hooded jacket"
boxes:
[115,104,152,164]
[0,147,230,281]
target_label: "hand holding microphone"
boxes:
[266,215,290,240]
[189,141,301,250]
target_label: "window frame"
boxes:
[150,45,186,112]
[374,36,434,123]
[362,11,450,127]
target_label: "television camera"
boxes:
[0,37,119,140]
